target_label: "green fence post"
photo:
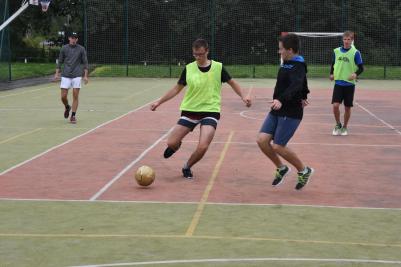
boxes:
[397,21,400,66]
[7,0,11,81]
[210,0,216,59]
[384,65,387,79]
[295,0,303,32]
[124,0,128,77]
[169,28,172,78]
[83,0,88,50]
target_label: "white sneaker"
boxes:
[332,123,342,136]
[340,127,348,136]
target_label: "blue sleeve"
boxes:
[354,51,363,65]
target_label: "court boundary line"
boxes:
[240,110,401,128]
[2,233,401,249]
[181,140,401,148]
[0,128,42,145]
[89,127,175,201]
[1,198,401,210]
[185,131,234,236]
[67,257,401,267]
[0,84,54,98]
[355,102,401,135]
[0,98,160,176]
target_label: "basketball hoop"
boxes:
[39,0,51,12]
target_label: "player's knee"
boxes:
[272,143,284,152]
[256,134,269,147]
[333,103,340,109]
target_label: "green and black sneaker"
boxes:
[272,165,291,186]
[340,127,348,136]
[332,123,342,136]
[295,167,314,190]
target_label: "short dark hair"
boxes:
[192,38,209,50]
[279,33,300,53]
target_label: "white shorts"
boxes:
[60,77,82,89]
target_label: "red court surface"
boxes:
[1,86,400,208]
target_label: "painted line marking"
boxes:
[1,198,401,210]
[356,102,401,135]
[125,85,160,100]
[89,127,174,201]
[0,98,159,176]
[180,140,401,148]
[67,258,401,267]
[0,128,42,145]
[0,85,54,98]
[185,131,234,237]
[1,233,401,249]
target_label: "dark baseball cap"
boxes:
[69,32,78,38]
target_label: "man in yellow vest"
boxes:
[330,31,364,135]
[150,39,251,179]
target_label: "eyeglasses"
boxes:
[193,52,207,57]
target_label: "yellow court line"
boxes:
[0,128,42,145]
[125,84,164,100]
[185,131,235,237]
[0,85,54,99]
[1,233,400,248]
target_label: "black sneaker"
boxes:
[295,167,314,190]
[272,165,291,186]
[163,142,181,159]
[64,105,71,119]
[182,167,193,179]
[163,147,176,158]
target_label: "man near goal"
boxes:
[330,31,364,135]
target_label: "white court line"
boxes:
[240,110,401,129]
[0,128,42,145]
[180,140,401,148]
[0,98,159,176]
[0,85,54,98]
[89,127,174,201]
[0,108,138,113]
[68,258,401,267]
[1,198,401,211]
[356,102,401,135]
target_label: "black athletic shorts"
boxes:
[177,111,220,131]
[332,84,355,107]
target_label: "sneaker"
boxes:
[70,115,77,124]
[164,147,176,158]
[295,167,314,190]
[182,167,193,179]
[64,105,71,119]
[340,127,348,136]
[272,165,291,186]
[163,142,181,159]
[332,123,342,136]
